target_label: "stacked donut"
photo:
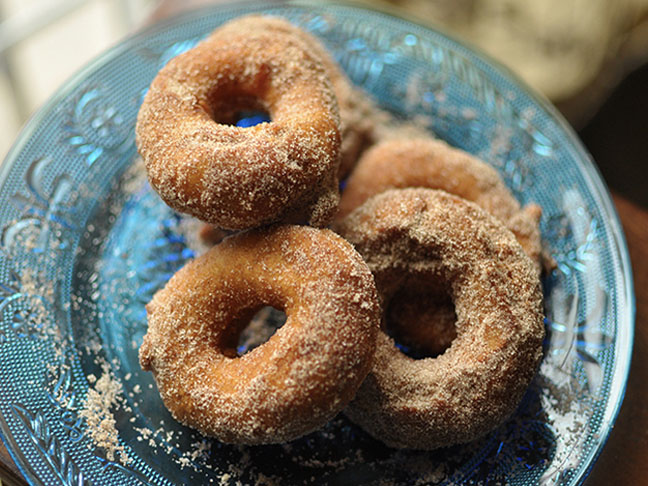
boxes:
[135,15,545,450]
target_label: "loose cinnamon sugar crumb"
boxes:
[79,361,130,464]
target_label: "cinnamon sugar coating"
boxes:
[337,137,543,358]
[335,189,545,450]
[139,225,381,445]
[337,137,543,271]
[136,22,341,230]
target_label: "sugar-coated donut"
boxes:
[136,23,341,230]
[335,188,544,450]
[338,137,543,358]
[212,14,374,178]
[139,225,380,445]
[337,138,543,271]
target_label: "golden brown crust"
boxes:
[139,225,381,445]
[334,189,544,450]
[136,21,341,230]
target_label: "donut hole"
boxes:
[208,93,271,127]
[232,306,287,357]
[234,110,272,127]
[385,281,457,359]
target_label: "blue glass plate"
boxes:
[0,2,634,485]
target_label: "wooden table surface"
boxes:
[1,2,646,485]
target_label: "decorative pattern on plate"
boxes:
[63,87,131,166]
[0,3,633,486]
[10,404,93,486]
[3,155,76,260]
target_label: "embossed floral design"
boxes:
[11,404,92,486]
[2,156,76,261]
[63,87,131,166]
[8,297,47,339]
[0,267,20,305]
[342,35,401,89]
[546,188,601,277]
[552,217,599,276]
[0,269,56,344]
[545,286,613,393]
[46,354,80,414]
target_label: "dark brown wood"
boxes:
[0,441,25,486]
[584,194,648,486]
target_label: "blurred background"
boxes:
[0,0,157,158]
[1,0,647,206]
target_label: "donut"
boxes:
[136,24,341,230]
[212,15,375,178]
[337,137,543,358]
[337,137,543,270]
[139,225,381,445]
[334,188,544,449]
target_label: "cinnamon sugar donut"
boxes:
[338,137,543,358]
[338,138,543,270]
[211,15,375,178]
[136,24,341,230]
[139,225,380,445]
[335,189,544,449]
